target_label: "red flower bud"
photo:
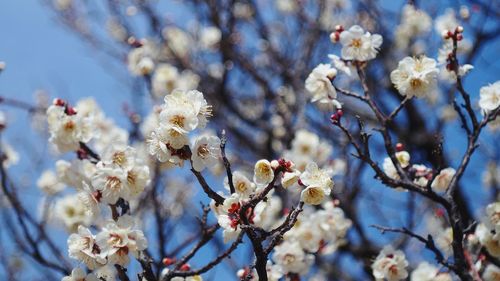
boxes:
[66,106,77,115]
[179,264,190,271]
[162,257,176,266]
[395,143,404,152]
[53,98,66,107]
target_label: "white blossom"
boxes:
[254,159,274,186]
[339,25,382,61]
[328,54,353,76]
[435,9,459,34]
[1,141,19,168]
[410,262,452,281]
[390,56,439,98]
[272,240,314,275]
[95,215,148,266]
[62,268,99,281]
[300,162,334,205]
[67,225,106,269]
[53,194,92,232]
[199,26,221,49]
[56,159,96,190]
[394,5,432,49]
[479,81,500,113]
[91,146,150,204]
[275,0,298,13]
[371,245,409,281]
[305,63,337,104]
[483,264,500,281]
[431,167,456,192]
[127,42,156,76]
[152,64,199,98]
[225,171,256,198]
[215,194,243,243]
[47,104,94,152]
[191,134,220,172]
[37,170,65,195]
[162,27,192,57]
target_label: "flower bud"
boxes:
[395,143,404,152]
[53,98,66,107]
[441,30,450,39]
[162,257,176,266]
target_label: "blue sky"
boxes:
[0,0,499,280]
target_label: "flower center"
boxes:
[197,144,210,158]
[170,115,185,128]
[236,181,247,192]
[283,253,296,265]
[351,38,362,48]
[112,151,126,166]
[410,78,423,89]
[106,176,122,190]
[127,171,136,186]
[63,120,76,131]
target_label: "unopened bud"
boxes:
[335,25,344,32]
[441,30,451,39]
[456,26,464,33]
[53,98,66,107]
[162,257,176,266]
[0,61,5,72]
[270,160,280,169]
[330,113,338,123]
[456,34,463,41]
[180,264,191,271]
[395,143,404,152]
[65,106,77,115]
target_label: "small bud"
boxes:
[270,159,280,169]
[0,61,5,72]
[456,26,464,33]
[77,148,88,160]
[456,34,463,41]
[395,143,404,152]
[441,30,450,40]
[180,264,190,271]
[329,32,336,43]
[65,106,77,115]
[435,208,445,217]
[330,113,338,123]
[336,109,343,117]
[334,25,344,32]
[162,257,176,266]
[53,98,66,107]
